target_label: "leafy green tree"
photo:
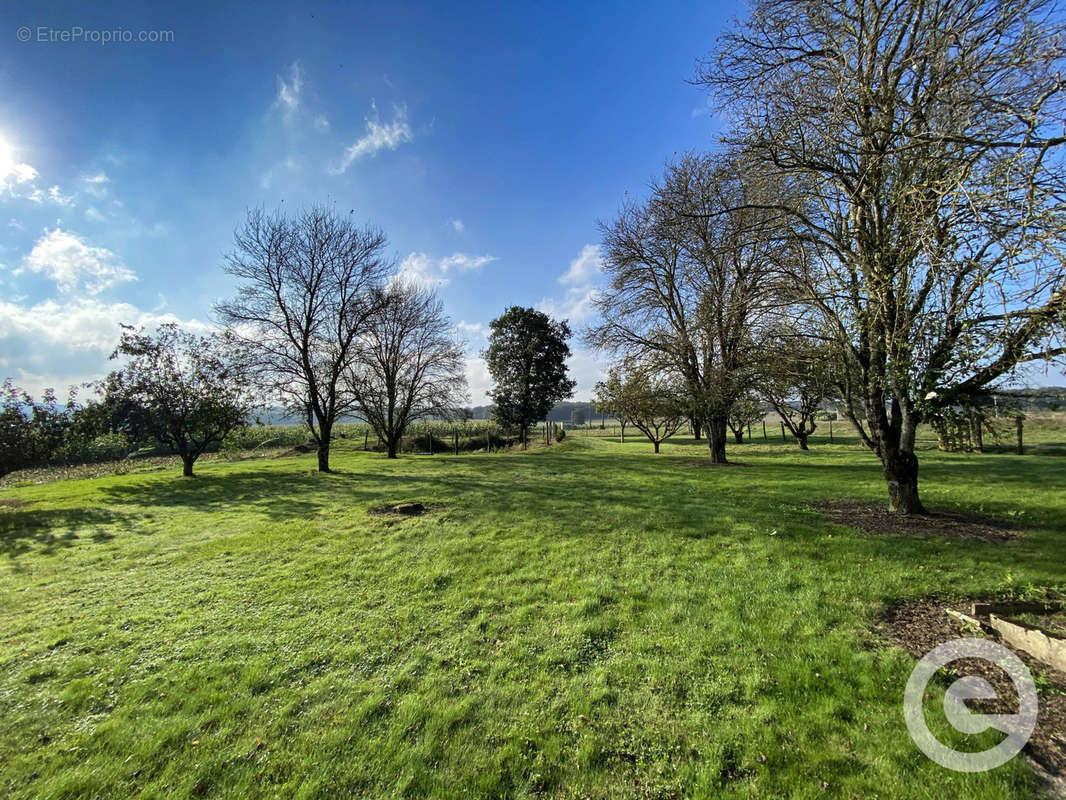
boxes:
[601,367,687,453]
[485,307,576,446]
[756,329,839,450]
[0,381,75,476]
[109,324,253,476]
[594,370,629,443]
[726,394,763,445]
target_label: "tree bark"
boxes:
[316,421,332,471]
[884,451,925,515]
[181,453,195,477]
[387,442,398,458]
[796,433,809,450]
[706,415,727,463]
[733,430,744,444]
[970,412,983,453]
[691,417,701,440]
[653,441,660,453]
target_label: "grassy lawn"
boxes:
[1,435,1064,798]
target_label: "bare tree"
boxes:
[346,282,468,458]
[700,0,1066,512]
[216,206,391,471]
[587,152,782,463]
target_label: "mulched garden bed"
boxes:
[814,500,1020,543]
[883,599,1066,782]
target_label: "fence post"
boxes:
[1016,415,1024,455]
[454,429,459,456]
[829,420,833,444]
[781,422,786,442]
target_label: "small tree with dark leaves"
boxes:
[110,324,253,476]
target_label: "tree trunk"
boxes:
[653,440,660,453]
[970,413,983,453]
[733,430,744,444]
[796,433,809,450]
[884,451,925,515]
[620,420,626,444]
[387,439,398,459]
[181,453,195,477]
[706,415,727,464]
[691,417,701,440]
[317,422,332,471]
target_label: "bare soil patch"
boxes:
[883,600,1066,779]
[814,500,1019,543]
[368,501,428,517]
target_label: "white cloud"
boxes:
[313,114,330,131]
[559,244,602,286]
[565,347,607,400]
[397,251,496,288]
[21,229,136,294]
[537,243,603,324]
[454,320,488,341]
[0,296,210,394]
[0,135,38,196]
[274,62,303,119]
[46,185,74,207]
[537,288,599,324]
[331,103,413,174]
[449,218,465,233]
[260,157,298,189]
[463,355,493,404]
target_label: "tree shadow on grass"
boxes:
[0,507,125,560]
[96,467,407,521]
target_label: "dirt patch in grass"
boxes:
[814,501,1019,543]
[367,501,430,517]
[0,497,30,510]
[883,600,1066,779]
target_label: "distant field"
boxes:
[1,432,1064,798]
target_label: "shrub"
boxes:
[555,427,566,442]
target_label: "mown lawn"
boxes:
[1,436,1064,799]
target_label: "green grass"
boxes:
[1,434,1064,798]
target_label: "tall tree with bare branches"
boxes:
[700,0,1066,512]
[346,282,468,459]
[216,205,391,472]
[587,152,783,463]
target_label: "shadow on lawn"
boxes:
[97,467,406,520]
[0,507,125,559]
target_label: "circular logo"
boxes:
[904,637,1038,772]
[16,26,32,42]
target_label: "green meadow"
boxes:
[1,432,1064,799]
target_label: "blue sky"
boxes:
[0,0,738,401]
